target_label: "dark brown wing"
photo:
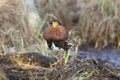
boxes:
[54,38,74,51]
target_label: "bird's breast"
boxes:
[43,26,68,41]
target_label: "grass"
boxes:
[1,0,120,53]
[63,53,69,65]
[77,71,95,80]
[76,0,120,49]
[97,0,115,16]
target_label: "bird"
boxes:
[43,19,73,51]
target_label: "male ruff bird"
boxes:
[43,20,73,51]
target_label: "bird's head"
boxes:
[49,20,63,28]
[52,21,59,27]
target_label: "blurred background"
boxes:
[0,0,120,54]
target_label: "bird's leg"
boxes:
[47,42,52,49]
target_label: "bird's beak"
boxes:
[52,22,58,28]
